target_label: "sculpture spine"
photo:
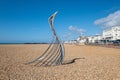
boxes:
[26,11,65,66]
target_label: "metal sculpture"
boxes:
[26,11,65,66]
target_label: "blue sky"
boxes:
[0,0,120,43]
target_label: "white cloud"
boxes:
[94,10,120,28]
[68,26,85,35]
[62,26,86,41]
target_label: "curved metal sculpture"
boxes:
[26,11,65,66]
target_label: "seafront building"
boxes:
[76,36,87,45]
[64,40,77,44]
[87,35,102,44]
[102,26,120,40]
[64,26,120,45]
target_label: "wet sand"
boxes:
[0,44,120,80]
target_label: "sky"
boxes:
[0,0,120,43]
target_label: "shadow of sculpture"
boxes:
[62,57,85,65]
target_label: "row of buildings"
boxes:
[64,26,120,45]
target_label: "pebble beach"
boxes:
[0,44,120,80]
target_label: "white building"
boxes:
[76,36,87,45]
[103,26,120,41]
[87,35,102,44]
[76,35,103,45]
[64,40,77,44]
[65,26,120,45]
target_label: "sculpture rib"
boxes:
[26,11,65,66]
